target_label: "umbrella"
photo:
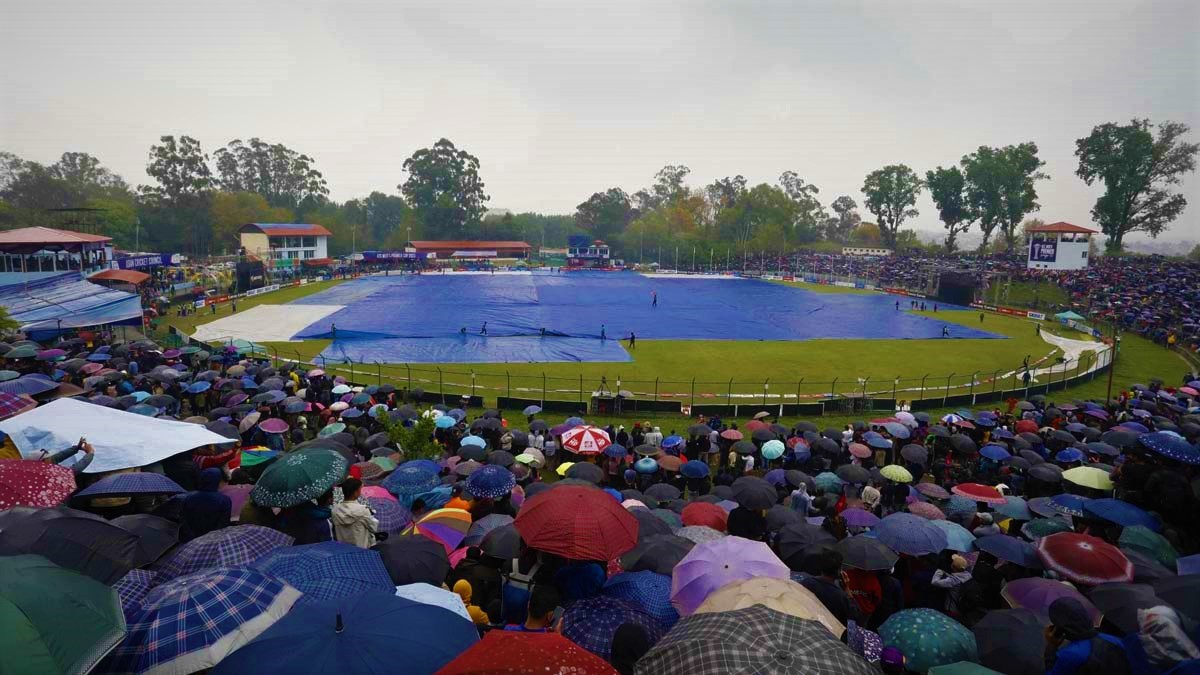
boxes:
[466,464,517,498]
[620,534,695,575]
[1000,577,1100,625]
[249,541,393,604]
[730,476,776,509]
[361,495,411,534]
[602,570,680,628]
[680,459,709,479]
[900,444,928,464]
[402,508,472,552]
[1062,466,1114,490]
[373,534,450,586]
[719,429,743,440]
[439,631,616,675]
[1151,575,1200,621]
[695,576,844,636]
[1119,525,1178,568]
[113,568,156,614]
[662,435,685,449]
[154,525,293,582]
[561,596,664,662]
[980,444,1011,461]
[878,608,978,674]
[0,506,139,584]
[842,507,881,528]
[480,524,523,560]
[603,442,628,459]
[877,513,949,556]
[383,466,442,499]
[670,535,789,615]
[1035,532,1133,585]
[1083,498,1160,532]
[675,525,725,546]
[566,462,605,484]
[1088,583,1164,636]
[0,555,127,675]
[250,448,348,508]
[915,482,951,500]
[74,472,186,499]
[975,534,1042,568]
[880,464,913,484]
[462,513,514,548]
[681,502,728,531]
[776,521,837,562]
[1021,517,1073,539]
[949,434,978,454]
[107,567,301,675]
[992,496,1033,522]
[516,485,639,560]
[1138,431,1200,464]
[971,609,1045,675]
[950,482,1006,505]
[393,582,471,622]
[836,464,871,484]
[930,519,976,552]
[644,483,682,503]
[487,451,516,468]
[111,514,180,566]
[0,459,75,508]
[635,605,877,675]
[1048,493,1089,517]
[213,592,477,675]
[835,535,900,570]
[815,472,844,493]
[765,505,800,533]
[908,501,946,520]
[561,425,611,455]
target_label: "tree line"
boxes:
[0,118,1193,257]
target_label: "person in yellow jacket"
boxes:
[453,579,491,626]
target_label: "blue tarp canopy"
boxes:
[0,272,144,331]
[1055,310,1086,321]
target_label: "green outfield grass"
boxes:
[772,280,876,295]
[161,277,1187,418]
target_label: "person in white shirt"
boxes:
[531,432,544,450]
[743,454,755,474]
[643,426,664,447]
[331,478,379,549]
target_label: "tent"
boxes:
[1055,310,1086,322]
[0,398,233,473]
[0,272,143,333]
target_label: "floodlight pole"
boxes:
[1105,318,1117,404]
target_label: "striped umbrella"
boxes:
[561,425,611,455]
[250,541,394,604]
[154,525,293,582]
[402,508,473,553]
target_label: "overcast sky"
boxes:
[2,1,1198,240]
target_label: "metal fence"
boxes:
[169,326,1114,418]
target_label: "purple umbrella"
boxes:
[154,525,294,582]
[876,513,949,556]
[361,496,412,534]
[462,513,514,547]
[74,472,186,498]
[914,482,950,500]
[1001,577,1100,625]
[221,484,253,521]
[670,536,789,615]
[113,568,157,614]
[561,595,665,661]
[842,507,881,528]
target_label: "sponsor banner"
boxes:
[361,251,429,261]
[241,283,281,299]
[204,294,230,306]
[886,287,928,299]
[782,275,795,281]
[193,300,205,309]
[114,253,177,270]
[833,281,855,288]
[1027,311,1046,321]
[1029,238,1058,262]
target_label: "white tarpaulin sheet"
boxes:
[189,303,344,343]
[0,398,234,473]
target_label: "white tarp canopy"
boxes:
[0,398,234,474]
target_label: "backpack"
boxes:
[500,558,541,625]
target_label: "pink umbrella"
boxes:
[908,502,946,521]
[951,483,1006,505]
[220,484,253,521]
[849,443,871,459]
[671,536,789,615]
[361,485,398,502]
[560,425,611,455]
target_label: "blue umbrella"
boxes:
[0,376,60,396]
[383,466,441,499]
[1138,431,1200,465]
[360,496,412,534]
[522,405,542,415]
[763,468,786,486]
[882,422,910,439]
[186,381,211,394]
[602,570,680,629]
[994,496,1033,521]
[463,514,515,548]
[635,457,659,474]
[74,472,186,498]
[865,435,892,450]
[210,593,478,675]
[1048,493,1090,517]
[564,416,585,427]
[561,596,664,661]
[929,519,975,552]
[106,567,302,675]
[662,435,684,449]
[250,542,393,604]
[447,409,466,421]
[681,460,710,479]
[1083,498,1161,532]
[947,495,977,516]
[127,404,159,416]
[1055,448,1084,463]
[603,488,623,501]
[815,472,844,493]
[974,534,1042,568]
[434,415,456,429]
[980,444,1011,461]
[466,465,516,499]
[992,428,1015,440]
[877,513,949,555]
[401,459,441,475]
[86,353,111,362]
[1122,421,1151,433]
[460,435,487,449]
[604,443,628,458]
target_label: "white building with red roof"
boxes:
[1026,221,1098,271]
[238,223,332,270]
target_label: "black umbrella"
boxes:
[1028,465,1062,483]
[927,426,951,438]
[1151,575,1200,620]
[205,420,240,442]
[111,514,180,566]
[750,428,775,443]
[529,420,549,433]
[145,394,176,409]
[687,424,711,436]
[835,465,870,484]
[972,609,1044,675]
[900,444,928,464]
[1018,449,1044,465]
[458,445,486,461]
[1049,429,1076,445]
[1123,548,1176,582]
[691,494,722,504]
[731,440,757,456]
[1101,429,1139,448]
[1006,456,1032,472]
[373,534,450,585]
[765,505,800,533]
[565,462,604,484]
[776,522,836,563]
[634,444,661,457]
[363,432,391,450]
[793,421,818,433]
[629,508,674,542]
[834,535,898,571]
[487,451,515,468]
[0,506,138,584]
[480,524,523,559]
[768,423,789,436]
[293,439,356,465]
[1011,437,1032,452]
[785,470,815,490]
[814,438,840,456]
[802,431,821,446]
[644,483,681,503]
[1089,583,1163,636]
[949,433,978,454]
[249,392,279,405]
[711,485,734,501]
[621,489,646,503]
[619,534,694,575]
[730,477,776,510]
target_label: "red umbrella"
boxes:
[1035,532,1133,586]
[743,420,768,432]
[515,485,638,560]
[1015,419,1039,434]
[560,425,611,455]
[951,482,1007,505]
[720,429,743,441]
[681,502,729,532]
[0,459,75,508]
[436,631,618,674]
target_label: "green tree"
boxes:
[0,305,18,334]
[861,165,922,248]
[140,135,215,253]
[399,138,489,237]
[634,164,691,212]
[961,143,1048,252]
[716,183,800,248]
[925,166,974,252]
[83,197,138,249]
[778,171,827,242]
[826,195,861,243]
[1075,119,1198,253]
[376,411,440,459]
[575,188,636,243]
[850,222,883,246]
[213,138,329,212]
[358,191,409,243]
[210,192,294,252]
[1189,244,1200,260]
[705,175,747,211]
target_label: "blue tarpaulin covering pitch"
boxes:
[0,272,144,332]
[291,271,1003,363]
